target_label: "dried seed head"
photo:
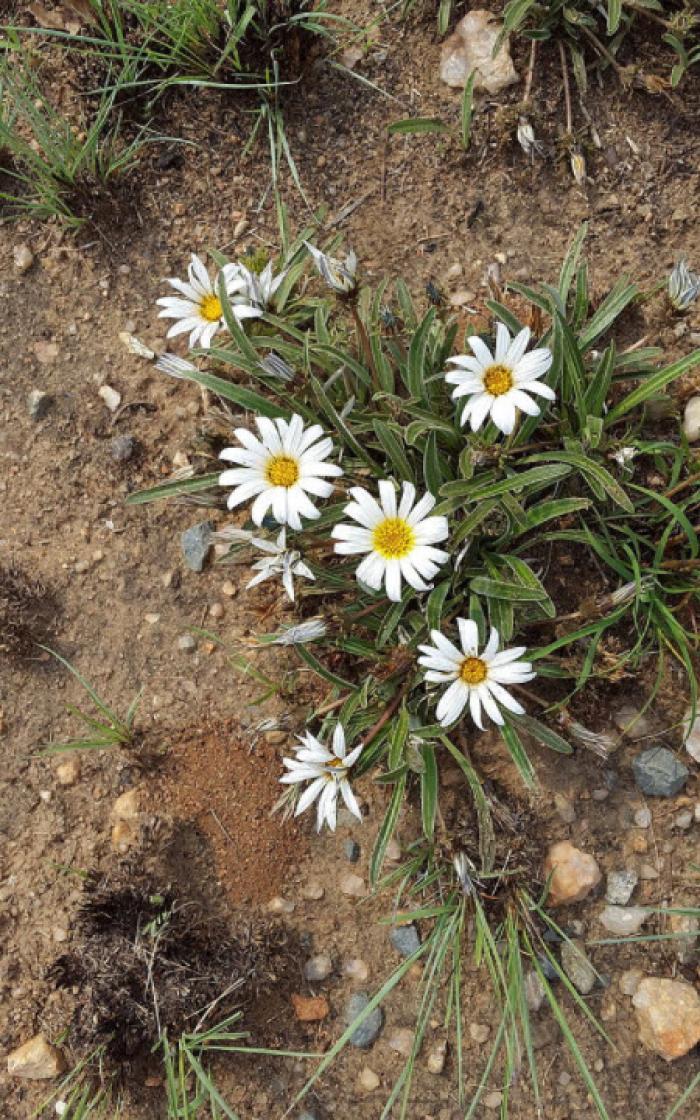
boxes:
[668,258,700,313]
[570,150,587,186]
[516,117,539,158]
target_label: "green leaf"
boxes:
[440,464,572,502]
[469,577,549,602]
[605,349,700,424]
[426,580,451,630]
[607,0,622,37]
[157,361,287,419]
[524,450,633,512]
[420,746,438,840]
[558,223,588,303]
[513,714,573,754]
[460,70,477,150]
[370,774,406,885]
[407,307,436,400]
[372,420,415,482]
[500,721,535,786]
[388,117,449,135]
[125,472,220,505]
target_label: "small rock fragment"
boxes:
[469,1023,489,1044]
[181,521,214,573]
[343,958,369,983]
[484,1091,504,1110]
[7,1035,65,1079]
[632,748,688,797]
[301,879,325,901]
[605,869,638,905]
[440,11,518,94]
[55,756,80,787]
[387,1028,415,1056]
[554,792,576,823]
[209,602,224,620]
[684,708,700,762]
[682,396,700,443]
[632,978,700,1060]
[27,389,53,420]
[344,838,360,863]
[291,994,329,1022]
[34,341,59,364]
[668,912,699,964]
[389,924,421,957]
[110,434,135,462]
[304,954,333,983]
[560,939,597,995]
[13,243,34,273]
[620,969,643,996]
[178,634,197,653]
[524,970,546,1012]
[346,993,383,1048]
[267,896,295,914]
[615,704,654,740]
[674,809,693,830]
[599,905,649,936]
[639,862,659,880]
[110,788,141,852]
[426,1039,448,1074]
[634,807,652,828]
[98,384,121,412]
[340,873,364,898]
[544,841,602,906]
[356,1066,380,1093]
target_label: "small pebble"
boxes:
[343,958,369,982]
[683,396,700,443]
[304,954,333,983]
[554,792,576,823]
[469,1023,489,1044]
[356,1066,380,1093]
[344,839,360,863]
[181,521,213,573]
[340,873,364,898]
[620,969,643,996]
[222,580,236,597]
[389,924,421,957]
[605,869,638,905]
[27,389,53,420]
[560,939,597,995]
[484,1091,503,1110]
[267,896,295,914]
[209,602,224,620]
[110,434,135,462]
[177,634,197,653]
[345,992,383,1048]
[634,807,652,828]
[639,863,660,880]
[524,970,546,1012]
[301,880,325,901]
[674,810,693,830]
[426,1039,447,1074]
[98,384,122,412]
[599,905,648,936]
[387,1028,415,1057]
[632,747,688,797]
[13,243,34,272]
[55,757,80,787]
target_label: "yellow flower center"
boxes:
[372,517,416,560]
[265,455,300,488]
[459,657,487,686]
[483,363,514,397]
[200,293,223,322]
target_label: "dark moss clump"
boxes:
[0,564,55,659]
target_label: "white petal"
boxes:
[378,479,397,518]
[468,336,494,368]
[478,684,504,725]
[356,552,385,590]
[384,558,403,602]
[457,619,479,655]
[436,679,468,726]
[469,688,484,730]
[332,723,346,759]
[295,777,326,815]
[491,396,516,435]
[397,481,417,520]
[482,628,501,660]
[494,322,511,362]
[340,779,362,821]
[505,327,531,366]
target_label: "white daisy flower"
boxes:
[304,241,357,294]
[156,253,260,349]
[230,260,287,311]
[280,723,362,831]
[418,620,535,729]
[218,414,343,531]
[611,446,637,468]
[445,323,555,436]
[246,528,315,601]
[331,480,449,602]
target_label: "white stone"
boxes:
[440,11,519,95]
[98,384,122,412]
[426,1039,448,1074]
[682,396,700,443]
[356,1066,380,1093]
[684,708,700,762]
[13,243,34,273]
[598,905,649,935]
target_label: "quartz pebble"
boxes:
[387,1028,415,1056]
[675,809,693,830]
[110,789,141,852]
[110,434,135,462]
[682,396,700,442]
[301,879,325,901]
[13,243,34,272]
[56,757,80,787]
[340,873,365,897]
[599,905,648,936]
[178,634,197,653]
[304,954,333,983]
[668,912,699,964]
[469,1023,489,1044]
[633,978,700,1060]
[7,1035,65,1079]
[544,841,602,905]
[605,869,638,905]
[426,1039,448,1074]
[634,807,652,828]
[267,896,295,914]
[484,1091,504,1110]
[440,11,518,94]
[98,384,121,412]
[357,1066,380,1093]
[343,958,369,982]
[620,968,643,996]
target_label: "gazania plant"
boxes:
[127,218,700,1118]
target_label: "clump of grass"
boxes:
[51,869,298,1066]
[0,562,55,658]
[41,648,142,754]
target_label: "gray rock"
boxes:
[344,839,360,863]
[634,807,652,828]
[27,389,52,420]
[345,992,383,1048]
[389,924,421,957]
[178,634,197,653]
[605,870,638,906]
[599,905,649,935]
[524,971,546,1012]
[110,434,135,462]
[304,954,333,983]
[181,521,213,572]
[297,1112,320,1120]
[632,748,688,797]
[560,940,596,995]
